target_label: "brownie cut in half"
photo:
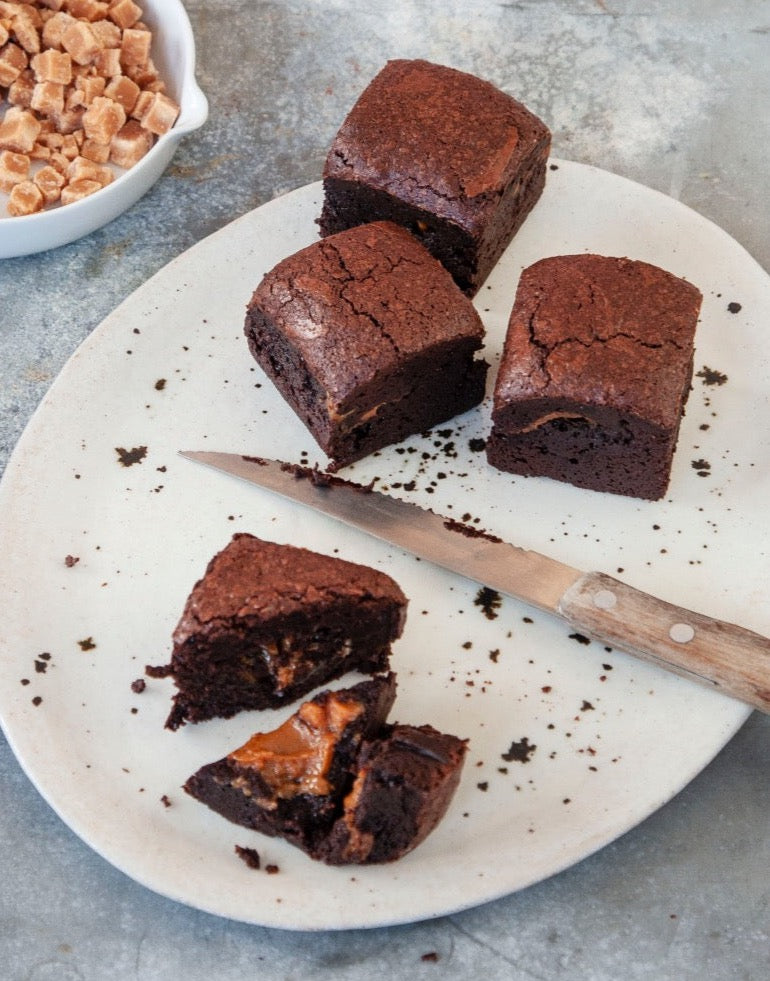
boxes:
[318,59,551,296]
[152,534,407,729]
[487,254,703,499]
[244,220,488,471]
[184,674,469,865]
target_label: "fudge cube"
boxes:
[486,254,703,500]
[34,163,66,203]
[0,148,30,192]
[139,90,179,136]
[318,59,551,296]
[61,19,101,65]
[108,0,142,30]
[30,48,72,84]
[31,80,65,115]
[60,177,102,203]
[109,118,151,167]
[82,95,126,143]
[119,26,151,68]
[0,106,42,152]
[104,74,140,114]
[8,179,44,216]
[244,221,489,470]
[0,41,28,87]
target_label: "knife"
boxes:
[180,450,770,714]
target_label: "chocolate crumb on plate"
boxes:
[235,845,261,869]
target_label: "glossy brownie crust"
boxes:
[245,220,487,470]
[318,59,551,296]
[487,254,702,499]
[158,534,407,729]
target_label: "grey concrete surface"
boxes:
[1,2,768,979]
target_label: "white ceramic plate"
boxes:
[0,0,208,259]
[0,161,766,931]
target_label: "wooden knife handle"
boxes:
[558,571,770,714]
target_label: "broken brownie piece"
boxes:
[318,59,551,296]
[318,722,469,865]
[155,534,407,729]
[185,675,468,864]
[487,254,702,499]
[185,675,398,858]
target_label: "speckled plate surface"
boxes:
[0,160,766,931]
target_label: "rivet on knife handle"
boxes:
[559,571,770,713]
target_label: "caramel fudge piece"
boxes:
[151,534,407,729]
[319,59,551,295]
[487,254,703,499]
[245,220,488,470]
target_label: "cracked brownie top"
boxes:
[322,59,550,232]
[492,254,703,431]
[247,220,485,406]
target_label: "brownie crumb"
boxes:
[443,517,502,542]
[116,445,148,467]
[696,366,728,387]
[34,659,48,674]
[501,736,537,763]
[477,781,489,792]
[131,678,146,693]
[235,845,261,869]
[160,794,172,808]
[468,437,486,453]
[64,555,80,567]
[568,633,591,645]
[727,301,742,313]
[32,696,43,706]
[474,586,502,620]
[78,637,96,651]
[155,379,167,390]
[421,952,440,963]
[145,663,173,678]
[265,863,280,875]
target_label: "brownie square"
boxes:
[244,220,488,471]
[154,534,407,729]
[317,59,551,296]
[487,254,703,499]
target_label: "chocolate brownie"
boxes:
[318,722,468,865]
[184,675,469,864]
[154,534,407,729]
[318,59,551,296]
[487,254,703,499]
[244,220,488,471]
[184,675,398,858]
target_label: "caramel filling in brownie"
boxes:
[229,695,364,802]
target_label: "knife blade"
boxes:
[180,450,770,714]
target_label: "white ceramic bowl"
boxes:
[0,0,208,259]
